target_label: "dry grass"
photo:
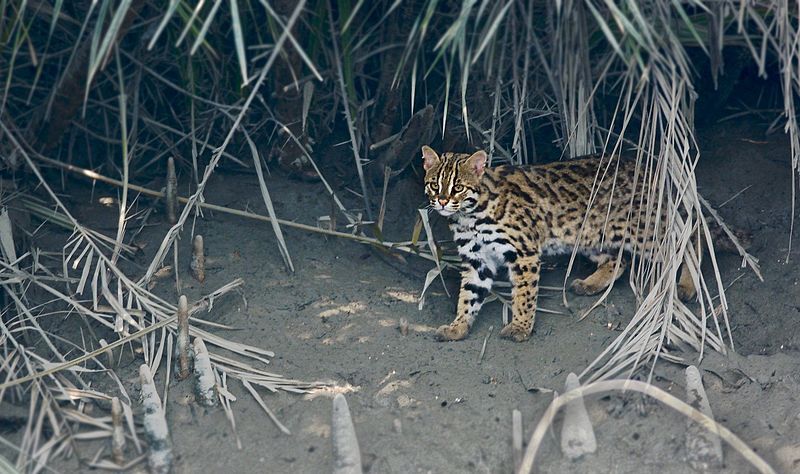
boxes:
[517,379,776,474]
[0,1,796,471]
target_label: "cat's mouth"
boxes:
[432,203,459,216]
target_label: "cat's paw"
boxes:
[435,323,469,341]
[499,323,530,342]
[569,278,602,296]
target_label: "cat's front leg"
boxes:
[500,251,541,342]
[435,265,493,341]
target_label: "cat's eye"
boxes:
[429,183,439,191]
[453,184,464,192]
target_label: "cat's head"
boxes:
[421,146,487,216]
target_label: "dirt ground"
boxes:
[6,120,800,473]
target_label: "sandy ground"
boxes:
[4,120,800,473]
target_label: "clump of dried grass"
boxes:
[1,1,797,471]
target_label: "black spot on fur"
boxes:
[503,250,518,263]
[464,283,489,300]
[478,267,493,281]
[496,266,509,281]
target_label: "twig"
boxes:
[718,185,752,208]
[98,338,114,368]
[478,325,493,364]
[368,131,401,151]
[377,166,391,232]
[241,379,291,435]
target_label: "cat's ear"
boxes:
[421,146,440,170]
[467,150,487,177]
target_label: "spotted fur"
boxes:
[421,146,699,342]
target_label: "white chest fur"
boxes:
[450,214,515,272]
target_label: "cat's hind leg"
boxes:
[500,253,541,342]
[570,253,627,296]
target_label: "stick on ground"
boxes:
[512,409,523,473]
[166,157,178,224]
[140,365,173,474]
[191,235,205,283]
[332,393,363,474]
[560,373,596,460]
[685,365,723,470]
[193,338,218,407]
[176,295,191,380]
[111,397,126,466]
[478,325,494,364]
[99,338,114,368]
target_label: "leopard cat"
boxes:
[421,145,710,343]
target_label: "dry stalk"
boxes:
[176,295,190,380]
[512,409,523,474]
[140,364,173,474]
[192,338,217,407]
[559,373,596,460]
[165,157,178,224]
[685,365,723,470]
[110,396,126,466]
[241,379,291,435]
[331,393,363,474]
[478,325,493,364]
[98,338,114,368]
[190,234,205,283]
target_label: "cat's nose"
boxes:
[438,198,448,206]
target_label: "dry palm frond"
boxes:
[2,67,327,474]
